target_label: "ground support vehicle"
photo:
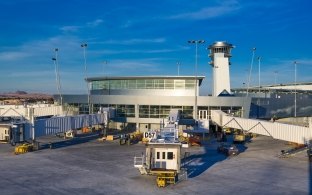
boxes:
[14,143,33,155]
[217,143,239,156]
[233,132,245,143]
[134,128,187,187]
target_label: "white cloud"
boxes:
[231,57,312,87]
[295,59,312,66]
[112,62,154,69]
[60,25,80,33]
[169,1,241,20]
[87,19,104,27]
[120,20,132,28]
[93,47,180,55]
[0,35,82,64]
[9,70,53,77]
[92,59,162,76]
[144,49,178,53]
[0,51,31,61]
[0,35,84,93]
[94,38,166,45]
[59,18,104,33]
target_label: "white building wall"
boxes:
[213,53,231,96]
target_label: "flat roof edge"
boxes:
[86,75,205,81]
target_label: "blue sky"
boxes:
[0,0,311,95]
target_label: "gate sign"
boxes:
[143,131,157,141]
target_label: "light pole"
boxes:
[188,40,205,123]
[274,71,278,85]
[257,56,261,118]
[258,56,261,94]
[103,60,108,75]
[81,43,91,114]
[294,61,297,120]
[246,47,256,97]
[177,61,181,76]
[52,48,63,105]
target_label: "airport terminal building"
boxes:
[59,41,251,131]
[58,41,312,131]
[61,75,251,131]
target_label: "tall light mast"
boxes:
[81,43,91,114]
[188,40,205,122]
[246,48,256,97]
[52,48,63,105]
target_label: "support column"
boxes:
[135,104,140,131]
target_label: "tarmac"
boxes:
[0,134,310,195]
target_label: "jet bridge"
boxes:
[31,107,115,140]
[211,110,312,144]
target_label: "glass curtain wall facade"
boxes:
[91,79,196,90]
[69,102,242,120]
[69,103,135,117]
[198,106,243,118]
[139,105,193,119]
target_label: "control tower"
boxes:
[208,41,234,96]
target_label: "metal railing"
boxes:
[211,110,312,144]
[134,155,145,168]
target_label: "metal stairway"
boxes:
[134,155,148,175]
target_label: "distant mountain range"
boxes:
[0,91,53,101]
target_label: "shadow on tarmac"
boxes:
[39,132,101,150]
[183,134,248,178]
